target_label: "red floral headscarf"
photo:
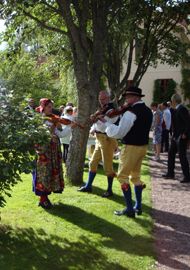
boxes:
[36,98,52,113]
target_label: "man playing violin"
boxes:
[97,86,152,217]
[77,90,119,198]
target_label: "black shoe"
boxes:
[47,198,54,206]
[162,174,174,179]
[101,191,113,198]
[77,186,92,193]
[180,178,190,183]
[114,209,135,218]
[134,207,142,215]
[38,200,51,209]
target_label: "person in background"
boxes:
[150,102,163,161]
[60,106,74,165]
[51,100,61,116]
[163,94,190,183]
[77,90,119,198]
[33,99,77,209]
[59,105,65,116]
[97,86,152,217]
[72,107,77,120]
[161,102,171,152]
[167,101,174,136]
[25,99,36,116]
[66,102,74,107]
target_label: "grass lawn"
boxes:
[0,143,156,270]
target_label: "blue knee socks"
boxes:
[85,171,96,189]
[107,176,113,194]
[134,185,142,210]
[122,187,133,212]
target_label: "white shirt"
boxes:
[163,108,171,130]
[104,101,143,139]
[60,114,74,144]
[90,108,119,133]
[45,120,72,138]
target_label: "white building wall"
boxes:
[124,62,182,106]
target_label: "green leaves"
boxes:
[0,89,51,208]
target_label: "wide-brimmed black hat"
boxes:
[126,86,145,97]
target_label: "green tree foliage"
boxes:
[0,88,51,208]
[0,0,125,184]
[103,0,190,105]
[153,79,176,103]
[0,0,189,184]
[180,67,190,102]
[165,80,177,101]
[153,80,163,103]
[0,51,60,107]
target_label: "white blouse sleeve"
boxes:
[105,111,137,139]
[55,125,72,138]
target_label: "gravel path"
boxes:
[149,132,190,270]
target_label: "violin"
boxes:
[101,104,132,118]
[44,114,85,130]
[91,105,109,123]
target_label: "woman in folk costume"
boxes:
[33,98,77,209]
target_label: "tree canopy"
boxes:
[0,0,190,184]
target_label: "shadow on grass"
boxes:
[0,226,128,270]
[48,203,154,256]
[76,184,151,214]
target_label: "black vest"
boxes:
[102,102,120,126]
[122,103,152,146]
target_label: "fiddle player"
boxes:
[97,86,152,217]
[33,98,78,209]
[77,90,119,198]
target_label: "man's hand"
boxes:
[181,134,187,139]
[96,115,106,123]
[90,130,95,135]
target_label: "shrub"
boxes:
[0,88,51,209]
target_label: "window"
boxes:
[158,79,173,100]
[126,80,132,87]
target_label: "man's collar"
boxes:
[133,101,143,106]
[176,103,182,109]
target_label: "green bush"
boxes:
[153,79,176,103]
[153,79,162,103]
[165,80,176,101]
[0,89,51,208]
[180,68,190,101]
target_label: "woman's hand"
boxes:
[70,122,78,129]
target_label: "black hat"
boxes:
[126,86,145,97]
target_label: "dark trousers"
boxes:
[168,137,190,179]
[62,144,69,163]
[161,129,169,152]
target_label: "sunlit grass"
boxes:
[0,143,156,270]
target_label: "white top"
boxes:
[60,114,74,144]
[90,109,119,133]
[45,120,72,138]
[163,108,171,130]
[104,102,144,139]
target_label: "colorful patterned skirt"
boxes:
[33,134,64,196]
